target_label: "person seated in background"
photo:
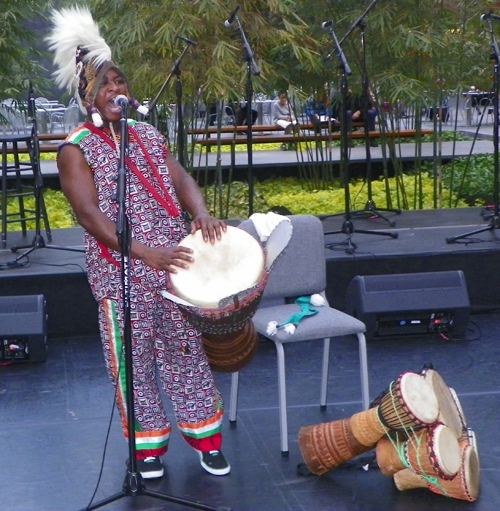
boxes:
[236,102,258,126]
[305,93,338,133]
[344,90,379,147]
[272,93,299,150]
[273,94,298,132]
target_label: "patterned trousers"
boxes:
[97,281,223,458]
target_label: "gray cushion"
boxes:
[253,303,366,343]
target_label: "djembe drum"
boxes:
[376,423,462,480]
[298,372,440,475]
[376,372,440,433]
[165,225,268,372]
[298,417,375,476]
[449,387,468,431]
[392,429,480,502]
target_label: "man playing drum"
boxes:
[48,7,230,479]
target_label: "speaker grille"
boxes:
[362,271,464,293]
[0,296,42,314]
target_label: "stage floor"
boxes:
[1,312,498,511]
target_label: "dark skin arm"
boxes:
[57,143,226,273]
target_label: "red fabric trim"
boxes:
[182,432,222,452]
[97,241,120,268]
[135,446,169,460]
[128,125,180,217]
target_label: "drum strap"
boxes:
[83,122,180,217]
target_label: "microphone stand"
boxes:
[229,10,260,216]
[81,105,225,511]
[322,20,397,254]
[148,38,196,167]
[349,19,401,227]
[446,18,500,244]
[7,83,84,269]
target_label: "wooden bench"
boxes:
[2,133,68,154]
[193,129,434,151]
[187,122,366,136]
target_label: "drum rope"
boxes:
[383,381,448,492]
[385,380,417,434]
[425,475,449,496]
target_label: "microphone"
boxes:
[481,13,500,22]
[177,35,198,46]
[114,95,129,109]
[27,80,35,119]
[321,20,333,29]
[224,5,241,28]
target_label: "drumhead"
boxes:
[169,226,265,309]
[462,444,481,500]
[432,424,462,477]
[422,369,463,439]
[400,372,439,425]
[449,387,468,429]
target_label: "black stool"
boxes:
[0,134,51,249]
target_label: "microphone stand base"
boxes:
[324,218,399,254]
[350,200,401,227]
[446,215,500,244]
[79,467,229,511]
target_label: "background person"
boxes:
[272,93,299,150]
[305,93,338,133]
[272,93,298,133]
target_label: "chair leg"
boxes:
[229,372,239,423]
[320,338,330,410]
[357,332,370,410]
[274,342,289,456]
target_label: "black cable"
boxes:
[84,353,123,511]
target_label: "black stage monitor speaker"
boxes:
[0,295,47,362]
[345,271,470,341]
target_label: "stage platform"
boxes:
[1,206,500,338]
[39,136,495,185]
[2,211,500,511]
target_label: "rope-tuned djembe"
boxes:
[298,372,440,475]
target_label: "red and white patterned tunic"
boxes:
[62,120,224,458]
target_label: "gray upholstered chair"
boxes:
[229,214,370,455]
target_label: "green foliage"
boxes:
[88,0,321,102]
[438,154,497,204]
[203,180,269,219]
[81,0,492,110]
[0,1,52,104]
[202,173,469,220]
[2,171,471,231]
[1,189,75,231]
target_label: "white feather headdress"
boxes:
[46,7,111,97]
[46,6,147,126]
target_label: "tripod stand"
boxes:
[446,19,500,244]
[348,18,401,227]
[79,104,228,511]
[148,36,197,168]
[321,17,398,254]
[7,84,84,269]
[225,6,260,216]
